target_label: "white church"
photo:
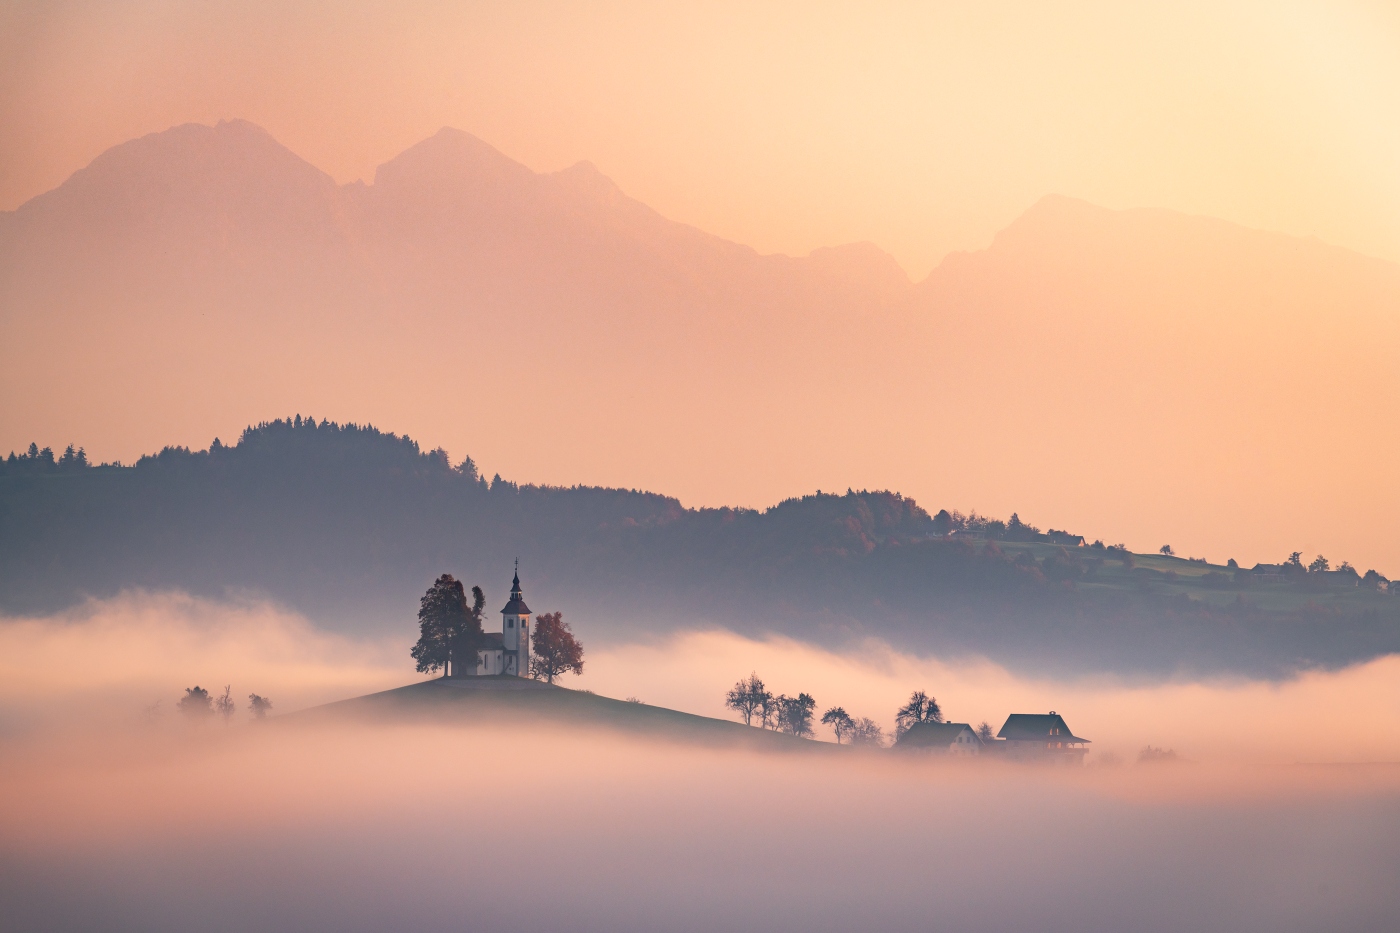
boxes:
[467,567,532,676]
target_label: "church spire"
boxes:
[502,560,530,615]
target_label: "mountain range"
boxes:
[3,119,1400,571]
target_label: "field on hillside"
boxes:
[986,541,1398,613]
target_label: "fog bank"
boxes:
[581,632,1400,764]
[0,591,405,733]
[1,721,1396,933]
[2,593,1399,930]
[4,592,1398,764]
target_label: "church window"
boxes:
[507,619,514,628]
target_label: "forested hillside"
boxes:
[4,417,1397,678]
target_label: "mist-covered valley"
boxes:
[3,589,1399,933]
[2,668,1398,933]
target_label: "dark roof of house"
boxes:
[480,632,505,650]
[501,569,531,615]
[997,713,1089,743]
[896,721,979,749]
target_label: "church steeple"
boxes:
[501,561,531,616]
[500,561,532,676]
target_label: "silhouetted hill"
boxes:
[296,677,827,752]
[4,418,1397,678]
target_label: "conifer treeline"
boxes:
[3,416,1397,677]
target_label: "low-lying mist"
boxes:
[0,591,407,734]
[581,633,1400,765]
[2,592,1399,931]
[1,720,1397,933]
[5,591,1397,764]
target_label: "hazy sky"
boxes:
[4,0,1400,277]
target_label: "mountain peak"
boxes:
[14,118,337,225]
[804,242,911,296]
[372,127,536,191]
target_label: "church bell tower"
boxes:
[500,562,531,677]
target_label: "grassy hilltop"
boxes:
[294,677,823,752]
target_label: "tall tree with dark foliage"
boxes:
[776,693,817,737]
[411,575,484,677]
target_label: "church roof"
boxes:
[501,569,531,615]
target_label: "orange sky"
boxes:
[3,0,1400,278]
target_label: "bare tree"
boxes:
[821,707,854,744]
[757,688,779,730]
[214,685,235,726]
[849,717,885,747]
[248,694,273,720]
[894,690,943,737]
[976,721,994,742]
[724,673,767,726]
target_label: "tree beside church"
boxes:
[410,574,485,677]
[412,566,571,679]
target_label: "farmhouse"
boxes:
[897,721,983,755]
[992,712,1090,762]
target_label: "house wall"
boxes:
[950,731,981,756]
[1002,740,1087,764]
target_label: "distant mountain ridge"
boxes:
[3,119,1399,575]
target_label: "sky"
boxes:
[3,0,1400,278]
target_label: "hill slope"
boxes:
[298,676,822,752]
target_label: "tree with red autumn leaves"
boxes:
[529,611,584,684]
